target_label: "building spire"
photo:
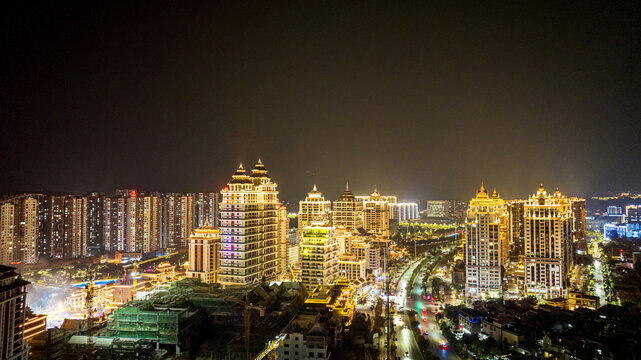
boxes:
[345,181,349,191]
[239,163,244,170]
[313,184,317,191]
[257,158,262,165]
[479,181,486,193]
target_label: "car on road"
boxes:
[404,351,410,359]
[441,342,448,350]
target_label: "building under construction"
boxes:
[62,278,307,359]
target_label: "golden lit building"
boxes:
[338,254,366,281]
[524,185,573,299]
[465,184,508,299]
[277,203,289,276]
[21,311,46,341]
[360,186,390,237]
[332,182,363,231]
[567,291,599,310]
[298,185,332,234]
[186,223,221,284]
[299,221,339,289]
[218,160,282,285]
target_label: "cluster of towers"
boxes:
[465,183,586,299]
[187,161,290,286]
[187,162,394,288]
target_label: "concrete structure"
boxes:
[165,193,193,249]
[193,192,219,228]
[0,202,14,265]
[287,243,300,268]
[360,186,390,237]
[567,291,599,310]
[186,223,221,283]
[570,198,587,253]
[458,308,484,334]
[298,185,332,234]
[218,161,282,285]
[0,195,41,264]
[299,222,339,289]
[85,191,106,256]
[277,313,336,360]
[0,265,29,360]
[426,200,452,218]
[507,200,525,257]
[389,202,420,221]
[337,255,366,281]
[22,310,47,341]
[277,203,290,277]
[332,182,363,231]
[465,184,508,299]
[524,185,573,299]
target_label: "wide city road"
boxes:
[402,258,460,360]
[393,259,423,360]
[591,240,606,304]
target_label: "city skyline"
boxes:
[2,2,641,202]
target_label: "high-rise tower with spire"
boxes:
[465,183,509,299]
[298,184,332,233]
[361,185,391,237]
[332,182,364,231]
[523,184,573,299]
[218,160,281,285]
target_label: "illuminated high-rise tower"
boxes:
[465,184,508,299]
[524,185,572,299]
[186,222,221,284]
[277,203,289,277]
[299,221,339,289]
[298,185,332,233]
[332,182,363,231]
[361,186,390,237]
[218,160,281,285]
[0,203,14,265]
[570,198,587,254]
[165,193,193,249]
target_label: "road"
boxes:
[405,262,460,360]
[392,260,423,360]
[591,240,606,304]
[390,256,459,360]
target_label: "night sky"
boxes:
[2,2,640,203]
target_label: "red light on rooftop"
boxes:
[131,190,137,198]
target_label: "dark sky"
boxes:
[2,2,640,204]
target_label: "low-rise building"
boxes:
[482,317,526,347]
[276,311,341,360]
[567,291,600,310]
[458,308,484,334]
[337,255,366,281]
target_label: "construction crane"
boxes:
[288,265,298,282]
[84,272,95,360]
[192,284,264,360]
[122,252,179,284]
[252,333,286,360]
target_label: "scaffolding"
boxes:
[107,307,184,344]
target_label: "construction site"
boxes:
[57,278,309,359]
